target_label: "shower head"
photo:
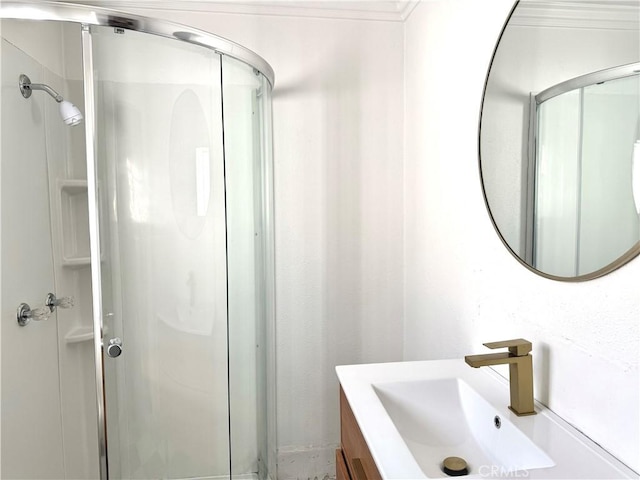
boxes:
[19,74,84,126]
[59,100,83,126]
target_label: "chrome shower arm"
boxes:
[28,83,63,102]
[19,74,63,102]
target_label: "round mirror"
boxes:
[480,0,640,281]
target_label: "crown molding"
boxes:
[509,0,640,30]
[397,0,420,21]
[59,0,419,22]
[51,0,640,26]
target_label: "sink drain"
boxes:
[442,456,469,477]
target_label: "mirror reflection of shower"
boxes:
[19,73,83,126]
[634,139,640,215]
[531,64,640,277]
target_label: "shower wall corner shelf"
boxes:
[55,179,91,267]
[65,325,108,344]
[59,179,87,193]
[62,257,91,268]
[65,326,94,344]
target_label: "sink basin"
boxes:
[336,359,638,479]
[373,378,554,477]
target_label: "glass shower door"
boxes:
[89,25,229,479]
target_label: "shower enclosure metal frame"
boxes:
[525,61,640,277]
[1,3,276,479]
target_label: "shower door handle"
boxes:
[106,337,123,358]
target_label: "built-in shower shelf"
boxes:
[65,325,108,344]
[62,257,91,268]
[56,179,91,267]
[65,326,94,344]
[59,179,88,193]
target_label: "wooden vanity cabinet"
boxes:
[336,448,351,480]
[338,386,382,480]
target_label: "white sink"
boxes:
[336,360,638,479]
[373,378,553,477]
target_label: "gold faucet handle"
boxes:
[483,338,532,357]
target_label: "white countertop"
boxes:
[336,359,638,479]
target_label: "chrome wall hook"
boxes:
[17,303,51,326]
[45,293,74,312]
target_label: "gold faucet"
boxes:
[465,339,536,416]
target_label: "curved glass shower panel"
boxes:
[253,64,276,480]
[90,25,228,479]
[222,56,275,480]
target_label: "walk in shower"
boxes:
[1,3,275,479]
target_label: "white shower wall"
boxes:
[1,37,66,480]
[1,20,98,479]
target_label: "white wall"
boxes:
[404,0,639,473]
[114,7,406,478]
